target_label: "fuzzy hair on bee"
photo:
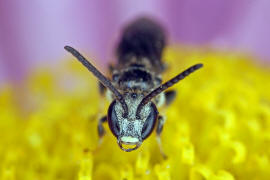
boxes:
[65,17,203,157]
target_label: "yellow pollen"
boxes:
[0,46,270,179]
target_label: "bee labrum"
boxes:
[64,18,203,155]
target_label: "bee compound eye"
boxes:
[141,103,158,140]
[107,101,120,137]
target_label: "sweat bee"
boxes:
[65,17,203,157]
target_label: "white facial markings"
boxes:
[121,136,139,143]
[114,93,151,121]
[114,93,152,138]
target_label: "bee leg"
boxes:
[156,115,167,159]
[91,116,107,154]
[165,90,176,106]
[97,116,107,144]
[98,82,106,95]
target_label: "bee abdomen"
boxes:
[116,17,166,69]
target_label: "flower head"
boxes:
[0,47,270,179]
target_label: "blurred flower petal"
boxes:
[0,0,270,85]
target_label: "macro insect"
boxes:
[64,17,203,156]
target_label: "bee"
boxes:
[65,17,203,157]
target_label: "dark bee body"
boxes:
[107,18,166,106]
[65,17,203,155]
[116,18,166,73]
[109,18,166,92]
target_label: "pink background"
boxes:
[0,0,270,85]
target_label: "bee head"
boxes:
[107,93,158,152]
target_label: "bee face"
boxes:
[107,93,158,151]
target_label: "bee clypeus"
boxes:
[65,17,203,157]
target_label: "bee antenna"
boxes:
[64,46,129,117]
[136,63,203,118]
